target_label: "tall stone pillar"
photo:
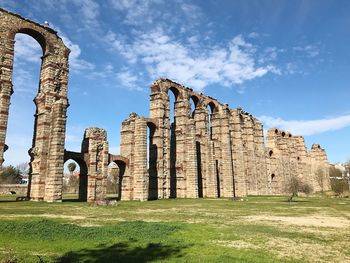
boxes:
[44,99,68,202]
[0,36,14,168]
[193,104,208,197]
[230,109,247,197]
[120,115,137,200]
[133,118,149,201]
[149,86,169,199]
[210,111,222,194]
[185,119,198,198]
[243,115,257,195]
[254,120,268,195]
[205,140,217,197]
[173,98,189,198]
[82,128,109,202]
[220,108,235,198]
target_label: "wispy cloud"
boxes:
[109,0,204,35]
[14,34,42,63]
[259,114,350,136]
[106,30,277,91]
[293,45,320,58]
[116,68,142,91]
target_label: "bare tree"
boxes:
[286,175,313,202]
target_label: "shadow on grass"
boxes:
[56,242,185,263]
[62,198,82,202]
[283,199,311,203]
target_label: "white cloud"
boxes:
[259,114,350,136]
[107,30,276,91]
[14,34,42,63]
[110,0,163,25]
[109,0,203,31]
[13,26,94,73]
[60,35,95,72]
[116,69,142,91]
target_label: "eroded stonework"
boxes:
[0,8,70,202]
[117,79,331,200]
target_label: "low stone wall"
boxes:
[0,184,28,195]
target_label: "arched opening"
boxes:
[196,141,203,198]
[107,160,126,200]
[271,173,275,181]
[206,101,218,140]
[281,131,286,137]
[147,122,158,200]
[168,88,178,198]
[269,150,273,157]
[63,158,88,201]
[190,95,199,118]
[274,129,279,134]
[3,33,41,172]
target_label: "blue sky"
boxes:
[1,0,350,166]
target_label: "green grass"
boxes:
[0,195,349,262]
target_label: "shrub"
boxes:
[331,178,349,196]
[286,175,313,202]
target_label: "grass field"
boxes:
[0,194,349,262]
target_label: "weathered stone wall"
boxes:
[119,79,331,200]
[0,8,70,202]
[265,128,331,194]
[64,127,109,202]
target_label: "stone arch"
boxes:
[108,156,128,201]
[189,94,201,118]
[206,100,219,113]
[167,86,183,100]
[14,28,47,54]
[0,8,70,202]
[64,153,88,201]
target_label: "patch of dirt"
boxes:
[265,237,350,262]
[244,214,350,228]
[214,240,259,249]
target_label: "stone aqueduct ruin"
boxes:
[0,8,330,202]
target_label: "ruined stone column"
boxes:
[230,109,247,197]
[82,128,109,202]
[44,99,68,202]
[185,119,198,198]
[173,98,189,198]
[149,85,169,199]
[133,118,149,201]
[210,111,222,194]
[193,104,208,197]
[0,36,14,168]
[205,140,218,197]
[254,119,268,195]
[220,108,235,198]
[243,115,258,195]
[120,115,137,200]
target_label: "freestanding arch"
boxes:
[63,153,88,201]
[0,8,70,202]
